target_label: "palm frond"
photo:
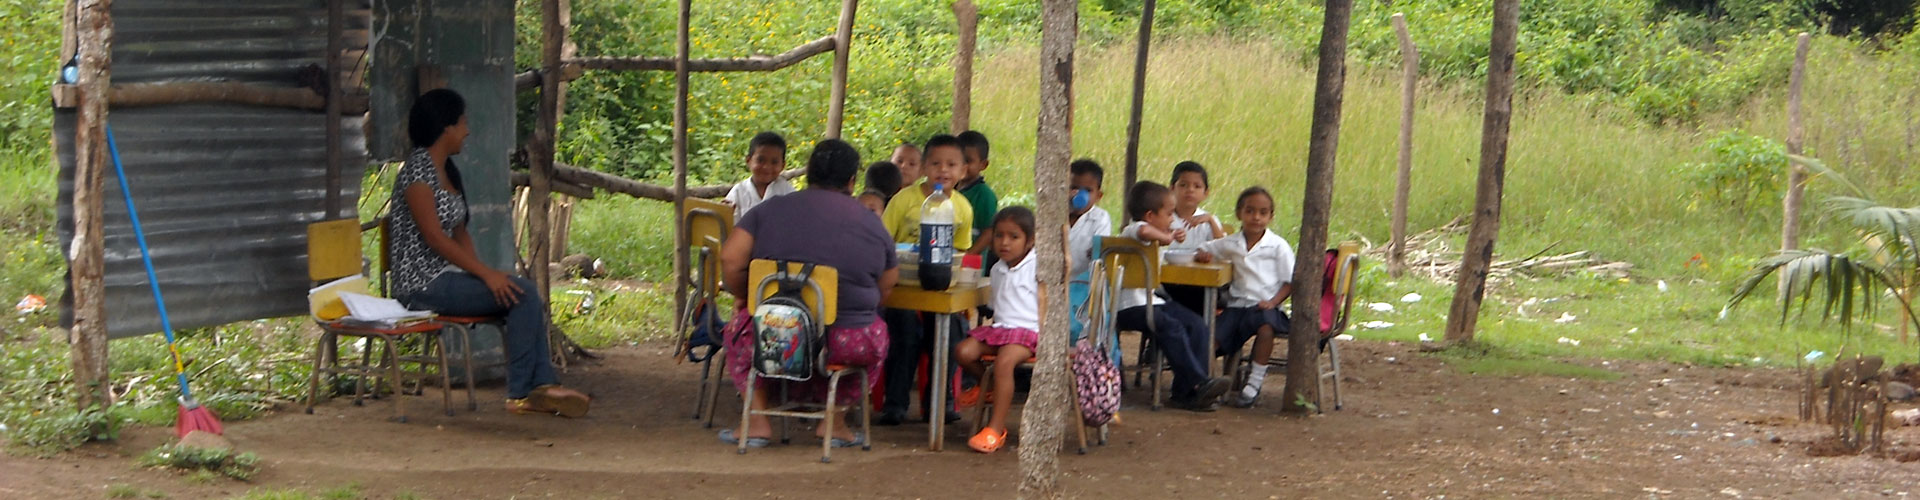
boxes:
[1792,155,1869,198]
[1725,249,1899,333]
[1825,196,1920,263]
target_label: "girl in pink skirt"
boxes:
[953,206,1040,453]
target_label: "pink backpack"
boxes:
[1073,339,1121,427]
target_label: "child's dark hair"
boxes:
[1070,158,1105,186]
[863,161,903,197]
[1235,186,1275,213]
[992,205,1037,241]
[408,88,465,148]
[748,131,787,158]
[1170,160,1210,189]
[858,189,888,203]
[1125,181,1172,221]
[923,134,962,156]
[957,130,991,161]
[805,139,861,193]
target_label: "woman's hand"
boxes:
[479,270,524,306]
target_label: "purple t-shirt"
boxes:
[737,188,897,328]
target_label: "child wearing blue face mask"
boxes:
[1066,159,1112,344]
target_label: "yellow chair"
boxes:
[737,260,871,463]
[1099,236,1169,410]
[304,220,460,422]
[681,197,734,427]
[1229,242,1362,412]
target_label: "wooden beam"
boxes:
[1388,13,1418,278]
[951,0,978,134]
[1443,0,1521,343]
[1282,0,1354,415]
[671,0,692,339]
[1122,0,1156,203]
[825,0,859,139]
[531,0,561,348]
[52,82,369,114]
[1782,32,1811,252]
[70,0,114,410]
[569,36,834,73]
[512,63,585,92]
[508,152,797,201]
[325,0,344,219]
[509,171,594,199]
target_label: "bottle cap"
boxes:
[932,183,945,191]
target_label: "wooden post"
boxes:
[1018,0,1075,497]
[70,0,114,410]
[950,0,978,134]
[1442,0,1521,343]
[825,0,858,139]
[531,0,563,366]
[1281,0,1354,415]
[1121,0,1156,201]
[1782,33,1811,252]
[1388,13,1418,278]
[324,0,343,219]
[671,0,692,336]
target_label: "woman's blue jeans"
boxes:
[401,271,557,399]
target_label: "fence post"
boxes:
[1389,13,1418,278]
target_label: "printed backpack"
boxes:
[747,261,824,381]
[1073,338,1121,427]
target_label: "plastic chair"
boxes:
[736,260,871,463]
[1229,244,1361,412]
[681,197,733,427]
[1099,236,1168,410]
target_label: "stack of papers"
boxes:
[334,291,435,329]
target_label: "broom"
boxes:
[105,124,225,438]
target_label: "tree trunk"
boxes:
[1017,0,1075,498]
[532,0,565,365]
[825,0,858,139]
[1442,0,1521,343]
[671,0,692,336]
[1122,0,1155,201]
[1781,33,1810,252]
[1280,0,1354,415]
[951,0,977,134]
[1388,13,1418,278]
[69,0,114,410]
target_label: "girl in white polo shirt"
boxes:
[1196,187,1296,408]
[953,206,1040,454]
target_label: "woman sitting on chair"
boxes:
[717,139,898,448]
[388,88,590,417]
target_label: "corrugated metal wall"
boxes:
[56,0,371,338]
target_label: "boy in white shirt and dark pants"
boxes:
[1117,182,1233,412]
[1196,186,1295,408]
[722,132,796,221]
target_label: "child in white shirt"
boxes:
[1115,182,1233,412]
[953,207,1041,454]
[722,132,795,221]
[1164,161,1229,316]
[1195,186,1296,408]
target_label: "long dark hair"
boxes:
[408,88,467,194]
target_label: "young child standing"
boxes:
[1195,187,1296,408]
[1118,182,1233,411]
[1164,161,1228,315]
[955,131,999,252]
[953,207,1040,453]
[877,134,976,425]
[722,132,794,221]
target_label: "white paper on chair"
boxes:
[336,292,435,324]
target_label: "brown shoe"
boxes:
[530,385,591,418]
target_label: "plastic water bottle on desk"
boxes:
[918,183,956,291]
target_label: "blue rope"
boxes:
[105,124,195,404]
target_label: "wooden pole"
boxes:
[825,0,858,139]
[1782,32,1811,252]
[1018,0,1075,497]
[671,0,692,336]
[1388,13,1418,278]
[531,0,562,363]
[950,0,978,134]
[1280,0,1354,415]
[324,0,343,219]
[70,0,114,410]
[1442,0,1521,343]
[1121,0,1156,201]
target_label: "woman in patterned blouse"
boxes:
[388,89,590,417]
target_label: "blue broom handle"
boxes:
[105,124,194,402]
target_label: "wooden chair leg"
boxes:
[737,372,757,455]
[383,337,406,423]
[857,368,872,452]
[305,330,331,414]
[454,325,477,411]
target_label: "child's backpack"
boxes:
[746,261,824,381]
[680,297,725,363]
[1073,338,1121,427]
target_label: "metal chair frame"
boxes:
[735,262,872,463]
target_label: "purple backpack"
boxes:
[1073,339,1121,427]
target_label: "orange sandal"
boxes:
[955,385,982,410]
[968,428,1007,454]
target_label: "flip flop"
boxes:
[968,428,1007,454]
[828,432,867,449]
[718,429,772,448]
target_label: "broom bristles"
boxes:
[175,403,225,438]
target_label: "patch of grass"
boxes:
[138,443,261,482]
[552,281,676,349]
[317,483,362,500]
[230,489,315,500]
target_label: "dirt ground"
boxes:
[6,340,1920,499]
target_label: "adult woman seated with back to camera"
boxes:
[388,88,591,417]
[716,139,898,448]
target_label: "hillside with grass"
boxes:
[1,0,1917,454]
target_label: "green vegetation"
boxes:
[138,443,262,482]
[105,484,167,499]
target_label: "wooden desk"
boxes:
[1161,262,1232,376]
[882,283,987,451]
